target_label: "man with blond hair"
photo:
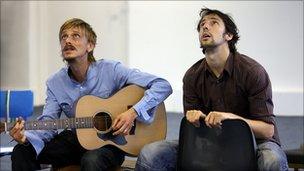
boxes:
[10,18,172,171]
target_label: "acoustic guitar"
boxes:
[0,85,167,156]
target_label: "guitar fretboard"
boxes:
[8,117,93,131]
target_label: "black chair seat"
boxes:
[177,118,257,171]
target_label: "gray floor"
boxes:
[1,109,303,171]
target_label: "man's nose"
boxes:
[64,36,73,43]
[61,41,71,50]
[65,41,72,45]
[202,23,209,31]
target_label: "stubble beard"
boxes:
[61,53,77,64]
[200,40,217,54]
[200,35,226,54]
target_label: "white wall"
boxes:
[1,1,303,116]
[128,1,303,116]
[1,2,30,89]
[1,1,128,105]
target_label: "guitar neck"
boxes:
[6,117,93,131]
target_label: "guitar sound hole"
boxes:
[93,112,112,132]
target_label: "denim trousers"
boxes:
[135,140,288,171]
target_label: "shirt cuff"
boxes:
[133,100,156,124]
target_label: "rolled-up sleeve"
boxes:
[247,65,275,124]
[113,62,172,123]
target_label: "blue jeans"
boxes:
[256,142,289,171]
[135,140,288,171]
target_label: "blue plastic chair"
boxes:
[0,90,34,156]
[0,90,33,120]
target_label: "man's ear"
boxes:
[87,43,94,53]
[224,33,233,41]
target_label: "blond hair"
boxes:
[59,18,97,62]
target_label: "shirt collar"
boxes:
[202,53,234,77]
[65,62,98,83]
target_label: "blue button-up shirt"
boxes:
[25,59,172,156]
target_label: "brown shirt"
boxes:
[183,52,280,145]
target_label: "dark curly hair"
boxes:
[197,8,240,54]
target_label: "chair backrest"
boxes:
[177,117,257,171]
[0,90,33,121]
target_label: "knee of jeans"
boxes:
[137,141,178,171]
[259,151,287,171]
[138,142,161,162]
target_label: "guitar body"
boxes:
[0,85,167,156]
[75,85,167,156]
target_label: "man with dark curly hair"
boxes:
[135,8,288,171]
